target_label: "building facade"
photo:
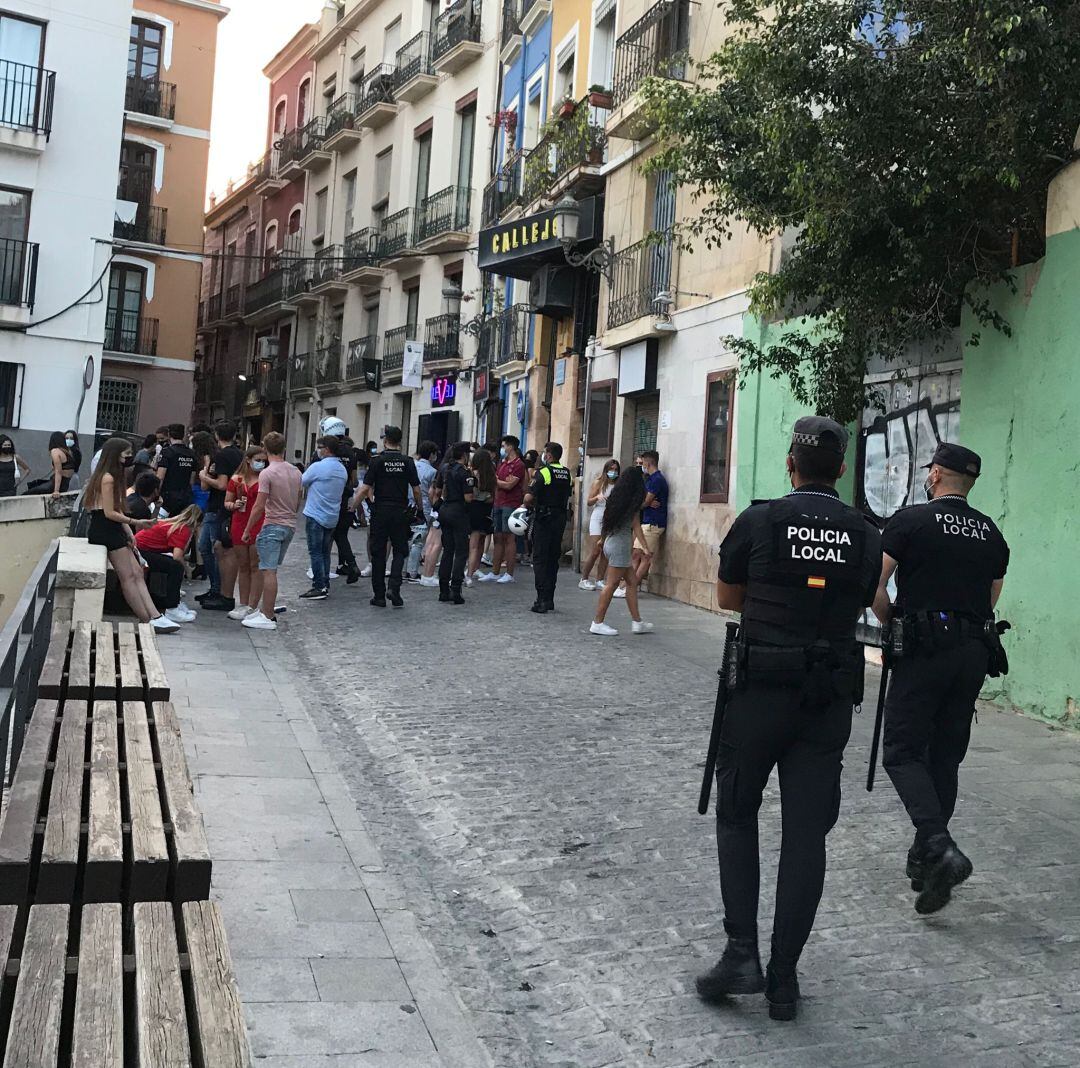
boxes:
[102,0,226,437]
[0,0,129,472]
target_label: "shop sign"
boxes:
[431,376,457,408]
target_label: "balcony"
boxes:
[244,268,290,324]
[0,60,55,151]
[0,237,38,320]
[104,311,159,357]
[259,358,287,406]
[356,65,399,130]
[251,149,287,195]
[314,344,343,391]
[324,93,362,151]
[608,0,690,140]
[297,117,331,171]
[206,293,223,324]
[424,313,461,371]
[344,335,380,388]
[522,101,608,206]
[290,351,313,394]
[604,229,675,341]
[414,185,471,252]
[311,246,349,295]
[342,228,385,286]
[276,129,305,181]
[432,0,483,74]
[283,257,319,307]
[499,0,523,65]
[481,151,524,227]
[224,283,244,319]
[125,75,176,124]
[113,204,168,246]
[382,324,415,384]
[375,207,416,265]
[484,304,532,377]
[519,0,550,38]
[395,33,437,103]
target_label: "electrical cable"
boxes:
[0,251,118,333]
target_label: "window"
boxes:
[554,41,575,102]
[589,1,616,90]
[363,298,380,339]
[225,240,237,289]
[524,82,542,149]
[425,0,440,36]
[297,79,310,128]
[0,361,22,427]
[383,18,401,64]
[349,49,365,93]
[288,209,301,235]
[118,141,155,203]
[129,19,163,81]
[244,229,257,283]
[373,148,392,210]
[0,14,44,69]
[700,372,735,502]
[314,188,328,238]
[405,284,420,330]
[321,76,336,113]
[0,186,31,305]
[264,221,279,270]
[414,130,432,206]
[0,185,31,242]
[586,379,616,455]
[97,378,141,435]
[106,265,146,351]
[273,99,287,134]
[0,14,45,130]
[456,104,476,191]
[342,171,357,236]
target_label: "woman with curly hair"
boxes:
[589,465,654,636]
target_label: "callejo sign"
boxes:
[478,206,562,270]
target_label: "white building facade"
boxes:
[0,0,129,472]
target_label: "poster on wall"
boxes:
[403,341,424,389]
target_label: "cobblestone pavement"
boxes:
[206,542,1080,1067]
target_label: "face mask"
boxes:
[607,470,618,480]
[252,460,266,472]
[65,438,75,448]
[923,476,935,501]
[1,449,12,456]
[122,455,134,468]
[499,447,508,459]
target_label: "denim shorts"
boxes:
[492,506,518,534]
[256,523,294,571]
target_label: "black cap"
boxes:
[790,416,849,455]
[924,442,981,478]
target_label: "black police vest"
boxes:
[741,496,868,647]
[535,463,572,511]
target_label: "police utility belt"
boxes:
[533,505,566,519]
[731,639,865,709]
[885,611,1010,677]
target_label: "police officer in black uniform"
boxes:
[436,442,474,605]
[353,426,423,608]
[697,417,882,1021]
[872,442,1009,915]
[524,441,573,614]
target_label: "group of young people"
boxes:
[0,429,84,498]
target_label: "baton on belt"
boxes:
[866,656,890,792]
[698,621,741,815]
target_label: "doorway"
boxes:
[417,410,460,460]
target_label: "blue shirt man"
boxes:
[636,449,668,588]
[300,437,348,597]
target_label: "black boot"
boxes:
[530,600,549,614]
[695,935,765,1003]
[765,961,800,1022]
[915,833,973,915]
[345,564,361,585]
[451,587,465,605]
[439,585,451,603]
[370,596,387,608]
[389,589,404,608]
[907,840,927,892]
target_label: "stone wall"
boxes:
[0,493,78,630]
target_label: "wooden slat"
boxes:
[37,623,69,700]
[68,620,94,700]
[138,624,170,702]
[94,624,117,700]
[4,903,68,1068]
[123,702,169,901]
[134,901,192,1068]
[154,702,211,901]
[0,700,58,905]
[72,903,124,1068]
[38,700,88,904]
[0,904,18,967]
[117,622,142,700]
[85,702,123,904]
[182,901,251,1067]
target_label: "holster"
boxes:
[983,618,1011,678]
[737,640,864,710]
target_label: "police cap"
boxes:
[924,442,981,478]
[790,416,849,455]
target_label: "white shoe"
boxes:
[242,611,277,631]
[632,620,655,635]
[578,579,596,591]
[360,564,373,577]
[227,604,255,621]
[476,571,497,583]
[596,582,606,591]
[496,573,515,584]
[164,607,191,625]
[639,581,649,594]
[306,568,313,579]
[463,573,473,587]
[150,615,180,634]
[481,554,493,566]
[418,575,439,588]
[177,599,197,616]
[590,621,618,636]
[613,587,627,599]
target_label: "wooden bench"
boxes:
[0,899,250,1066]
[0,697,211,907]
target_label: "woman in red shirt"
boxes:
[134,505,203,624]
[223,445,267,621]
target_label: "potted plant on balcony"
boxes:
[555,93,576,120]
[588,84,613,110]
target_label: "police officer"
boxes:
[697,417,882,1021]
[872,443,1009,915]
[352,426,423,608]
[524,441,573,614]
[436,442,474,604]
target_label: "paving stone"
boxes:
[291,889,379,924]
[233,957,320,1003]
[310,958,413,1002]
[245,1002,435,1056]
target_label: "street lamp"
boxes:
[554,196,615,284]
[573,335,600,571]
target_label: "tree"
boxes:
[642,1,1080,422]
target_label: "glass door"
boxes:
[106,265,146,352]
[0,186,30,304]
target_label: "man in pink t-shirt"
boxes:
[479,434,526,583]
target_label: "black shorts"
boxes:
[87,510,129,552]
[468,499,493,535]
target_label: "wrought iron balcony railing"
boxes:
[297,116,328,158]
[395,31,433,85]
[523,104,607,204]
[345,335,378,381]
[125,75,176,120]
[376,208,414,260]
[276,127,303,168]
[325,93,358,138]
[224,283,243,318]
[314,344,342,387]
[479,303,532,367]
[344,227,378,271]
[481,151,525,227]
[284,257,315,298]
[358,64,397,113]
[606,230,674,330]
[432,0,483,63]
[382,323,415,373]
[116,164,153,205]
[0,59,55,136]
[113,204,167,245]
[0,237,38,311]
[260,358,287,405]
[611,0,690,108]
[291,351,313,391]
[104,310,159,356]
[313,245,345,287]
[500,0,522,47]
[424,313,460,363]
[244,268,286,314]
[206,293,222,322]
[415,185,471,243]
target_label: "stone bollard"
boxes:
[54,536,107,628]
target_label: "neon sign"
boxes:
[431,376,457,408]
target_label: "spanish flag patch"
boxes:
[807,576,827,589]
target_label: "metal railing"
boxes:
[250,150,280,185]
[433,0,483,62]
[612,0,690,107]
[382,323,415,373]
[0,59,55,137]
[482,151,524,226]
[207,293,222,322]
[197,300,206,327]
[298,116,328,158]
[376,208,414,259]
[345,335,378,381]
[415,185,471,243]
[359,64,397,113]
[260,358,287,404]
[224,283,243,317]
[0,541,58,787]
[395,32,433,84]
[104,310,159,356]
[244,268,286,314]
[284,257,315,298]
[0,237,38,311]
[313,245,345,287]
[480,303,532,367]
[276,127,303,169]
[113,204,168,245]
[344,227,377,271]
[424,313,461,362]
[125,74,177,120]
[325,93,358,138]
[314,344,342,387]
[606,230,674,330]
[290,351,313,391]
[500,0,522,47]
[523,106,606,203]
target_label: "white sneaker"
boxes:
[632,620,655,635]
[164,608,190,625]
[613,587,627,599]
[307,567,339,580]
[463,573,474,587]
[177,599,197,616]
[578,579,596,591]
[639,581,649,595]
[496,573,515,584]
[476,571,497,583]
[481,554,493,566]
[242,611,277,631]
[596,582,606,591]
[150,615,180,634]
[360,564,373,578]
[418,575,439,588]
[590,621,618,636]
[227,604,254,621]
[306,568,313,580]
[171,603,197,622]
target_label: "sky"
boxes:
[206,0,325,205]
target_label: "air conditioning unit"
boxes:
[529,266,575,319]
[256,337,280,359]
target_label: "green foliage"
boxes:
[641,0,1080,421]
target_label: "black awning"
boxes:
[478,197,600,280]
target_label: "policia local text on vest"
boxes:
[524,442,574,615]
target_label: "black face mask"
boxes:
[122,455,134,468]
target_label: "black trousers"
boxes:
[370,506,412,598]
[438,503,469,591]
[532,513,567,605]
[715,682,852,967]
[333,503,357,570]
[144,551,185,610]
[882,638,989,847]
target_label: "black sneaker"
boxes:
[696,938,765,1003]
[530,601,549,614]
[390,592,404,608]
[336,564,349,575]
[907,844,927,892]
[345,566,361,585]
[765,962,800,1021]
[451,589,465,605]
[915,834,973,915]
[201,594,235,612]
[370,596,387,608]
[194,590,213,604]
[438,588,451,603]
[299,588,328,601]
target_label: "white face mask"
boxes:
[65,438,75,447]
[607,470,618,480]
[252,460,267,472]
